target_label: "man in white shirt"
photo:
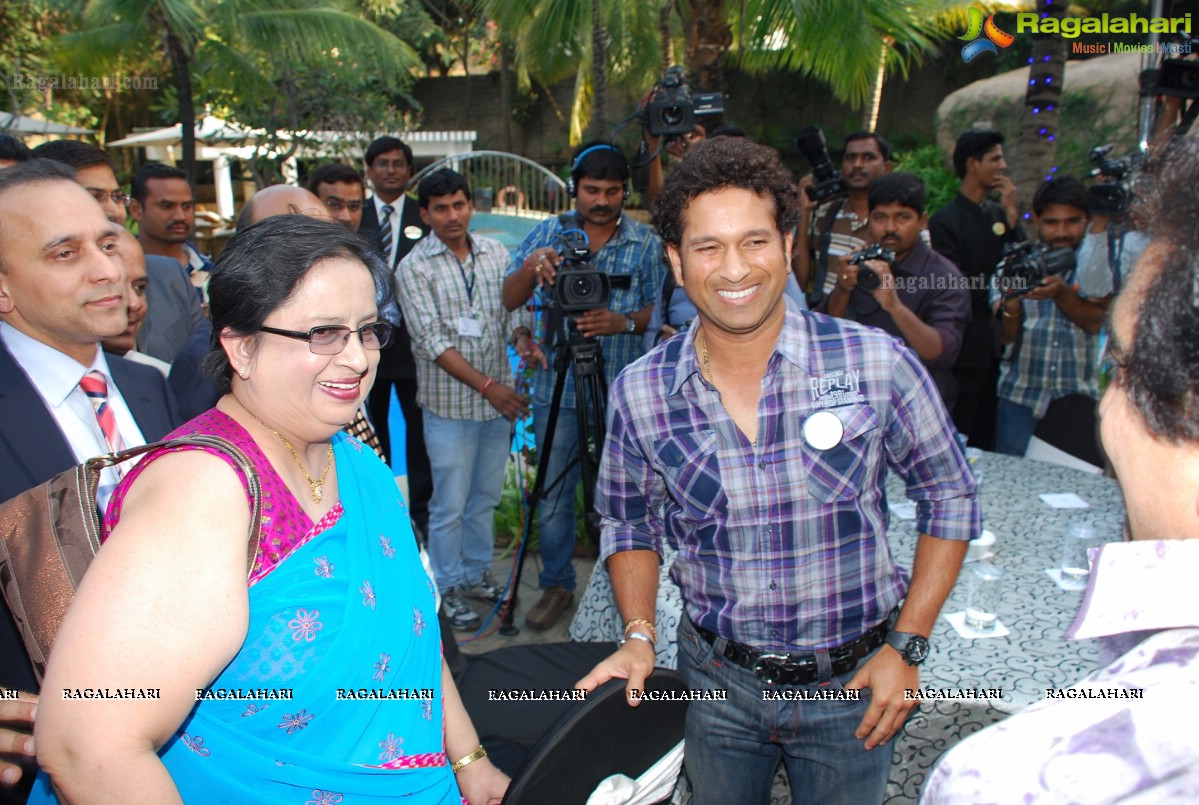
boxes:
[0,159,180,695]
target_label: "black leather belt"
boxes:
[696,620,889,685]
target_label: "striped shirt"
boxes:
[597,299,979,652]
[396,233,513,421]
[810,200,870,299]
[507,214,665,406]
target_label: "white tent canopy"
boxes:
[108,116,476,222]
[0,112,94,135]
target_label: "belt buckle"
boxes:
[751,653,796,685]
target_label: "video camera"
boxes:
[847,245,896,292]
[639,66,724,138]
[547,228,611,314]
[1087,144,1139,217]
[794,125,847,204]
[994,241,1076,297]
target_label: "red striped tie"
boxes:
[79,370,126,461]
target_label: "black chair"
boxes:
[442,611,616,775]
[501,672,689,804]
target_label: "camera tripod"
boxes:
[500,315,608,635]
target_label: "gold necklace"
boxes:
[236,398,334,503]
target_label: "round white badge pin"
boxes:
[803,410,844,450]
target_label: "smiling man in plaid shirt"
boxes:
[578,137,979,804]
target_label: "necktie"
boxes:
[79,370,126,459]
[379,203,395,266]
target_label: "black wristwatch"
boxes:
[885,631,930,666]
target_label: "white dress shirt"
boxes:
[1,322,147,511]
[372,194,407,268]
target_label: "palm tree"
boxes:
[478,0,659,144]
[56,0,418,181]
[723,0,953,106]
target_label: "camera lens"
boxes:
[570,275,598,302]
[858,266,880,292]
[662,106,685,126]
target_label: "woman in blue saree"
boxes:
[33,217,508,804]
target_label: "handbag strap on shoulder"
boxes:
[84,434,265,579]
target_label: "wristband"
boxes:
[623,617,657,644]
[619,631,654,648]
[450,744,487,774]
[479,378,495,396]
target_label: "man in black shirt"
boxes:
[929,129,1022,448]
[823,173,971,409]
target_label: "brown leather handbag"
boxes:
[0,434,262,684]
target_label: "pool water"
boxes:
[469,211,550,257]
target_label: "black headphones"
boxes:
[566,143,631,201]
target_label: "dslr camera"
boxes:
[548,228,610,313]
[994,241,1076,297]
[847,245,896,292]
[640,66,724,138]
[1087,144,1138,217]
[795,125,848,204]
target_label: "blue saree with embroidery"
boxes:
[31,411,460,804]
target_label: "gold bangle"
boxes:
[623,617,657,644]
[450,744,487,774]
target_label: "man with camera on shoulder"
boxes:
[992,176,1112,457]
[502,142,665,632]
[794,130,894,303]
[821,173,970,410]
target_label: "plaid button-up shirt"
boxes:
[597,300,979,652]
[991,254,1112,418]
[397,233,513,421]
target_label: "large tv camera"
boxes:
[994,241,1076,297]
[547,228,610,314]
[847,245,896,292]
[1087,144,1139,217]
[639,66,724,138]
[794,125,847,204]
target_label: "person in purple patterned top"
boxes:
[577,136,979,804]
[922,137,1199,804]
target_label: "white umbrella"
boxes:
[0,112,94,135]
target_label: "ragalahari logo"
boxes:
[960,6,1015,63]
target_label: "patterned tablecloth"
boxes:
[568,451,1126,803]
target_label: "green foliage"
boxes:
[939,88,1137,185]
[892,144,958,216]
[730,0,956,109]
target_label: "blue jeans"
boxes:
[995,399,1038,457]
[423,412,511,593]
[677,617,893,805]
[532,402,580,591]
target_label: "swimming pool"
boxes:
[469,211,550,256]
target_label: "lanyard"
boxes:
[453,249,475,304]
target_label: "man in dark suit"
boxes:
[0,160,181,697]
[31,139,206,364]
[359,136,432,536]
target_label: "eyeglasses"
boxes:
[258,322,393,354]
[322,198,365,213]
[87,188,130,206]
